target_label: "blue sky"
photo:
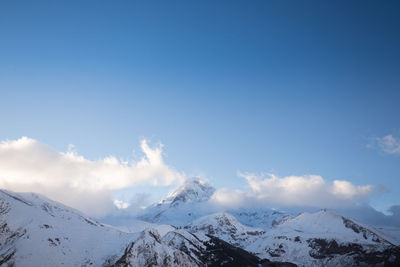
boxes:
[0,1,399,213]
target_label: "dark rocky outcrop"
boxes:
[307,238,400,266]
[202,235,297,267]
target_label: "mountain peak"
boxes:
[161,178,215,206]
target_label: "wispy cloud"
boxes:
[0,137,185,216]
[376,134,400,154]
[211,172,375,209]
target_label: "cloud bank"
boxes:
[0,137,385,221]
[211,173,375,209]
[0,137,185,216]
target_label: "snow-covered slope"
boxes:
[106,229,199,267]
[101,215,176,236]
[229,207,290,230]
[0,189,134,266]
[247,210,400,266]
[185,212,264,247]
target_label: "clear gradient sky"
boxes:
[0,1,399,212]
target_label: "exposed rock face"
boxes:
[202,235,297,267]
[307,238,400,266]
[162,230,296,267]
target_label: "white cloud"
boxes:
[0,137,383,218]
[211,172,374,209]
[210,188,247,208]
[377,134,400,154]
[0,137,185,216]
[113,199,130,209]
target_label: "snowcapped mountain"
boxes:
[185,209,400,266]
[160,178,215,205]
[137,178,216,226]
[0,189,293,267]
[1,178,399,266]
[137,177,291,229]
[135,177,400,266]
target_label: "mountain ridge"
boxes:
[0,188,294,266]
[1,179,400,266]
